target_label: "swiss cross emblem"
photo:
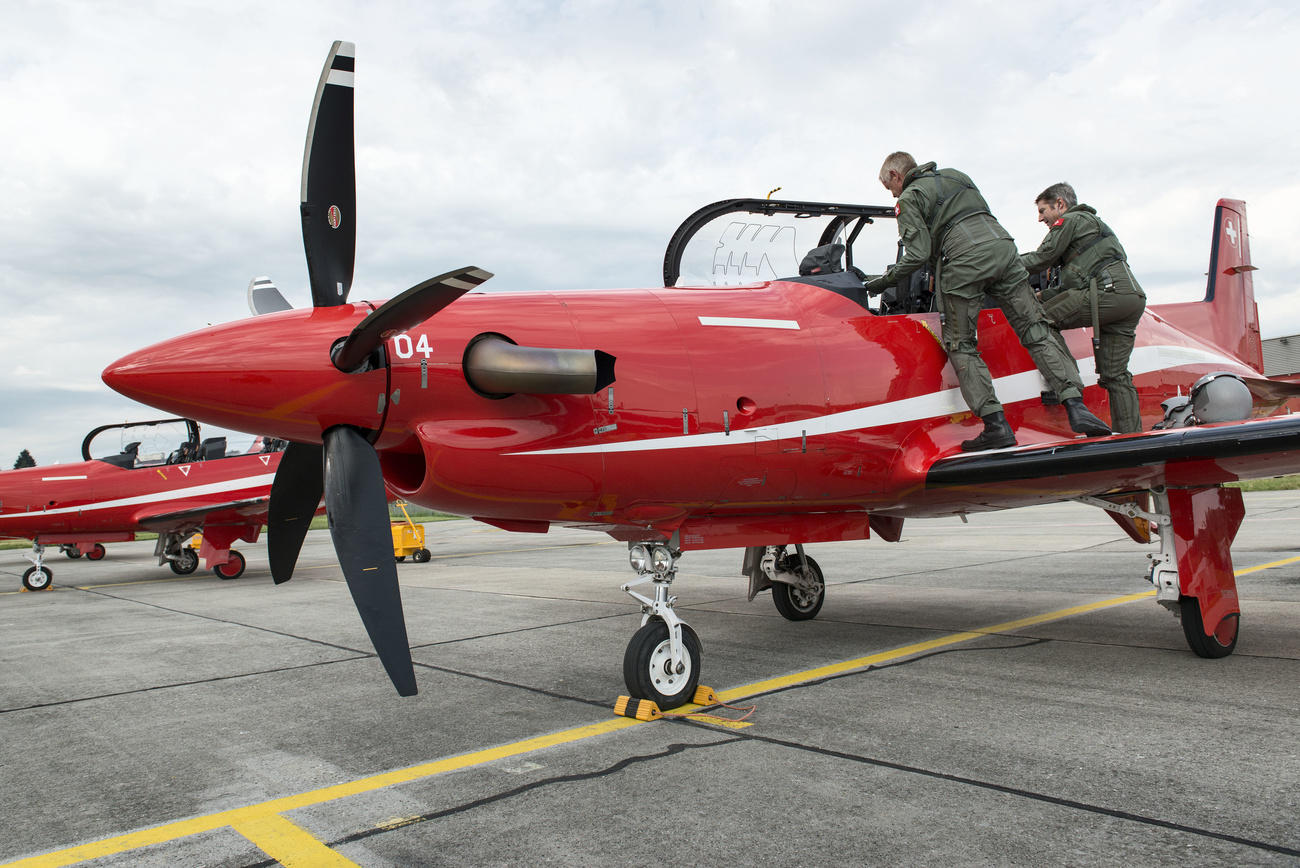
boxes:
[327,205,342,229]
[1053,218,1064,227]
[1225,220,1238,246]
[894,202,900,217]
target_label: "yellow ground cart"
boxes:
[391,502,431,563]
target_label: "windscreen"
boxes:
[672,210,902,287]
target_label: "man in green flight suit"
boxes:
[1020,183,1147,433]
[863,152,1110,451]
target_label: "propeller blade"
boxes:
[247,276,293,316]
[267,442,324,584]
[301,40,356,308]
[323,425,417,695]
[332,266,493,373]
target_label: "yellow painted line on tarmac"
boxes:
[0,716,640,868]
[9,555,1299,868]
[1233,554,1300,576]
[230,813,360,868]
[715,589,1159,704]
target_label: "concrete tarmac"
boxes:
[1,494,1298,866]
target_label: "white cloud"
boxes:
[1,0,1299,463]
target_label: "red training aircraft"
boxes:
[101,41,1300,707]
[0,418,285,590]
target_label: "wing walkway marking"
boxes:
[4,561,1292,868]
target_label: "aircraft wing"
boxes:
[924,415,1300,511]
[133,497,270,532]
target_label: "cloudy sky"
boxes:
[2,0,1298,464]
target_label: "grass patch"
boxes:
[1229,475,1300,491]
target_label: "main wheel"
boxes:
[622,619,702,710]
[86,543,107,561]
[22,566,53,591]
[213,550,246,580]
[772,554,825,621]
[413,548,431,563]
[1180,597,1238,658]
[170,548,199,575]
[64,547,83,560]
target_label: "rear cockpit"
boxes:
[661,197,936,315]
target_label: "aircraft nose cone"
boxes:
[103,307,389,444]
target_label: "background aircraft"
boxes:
[101,41,1300,708]
[0,417,285,590]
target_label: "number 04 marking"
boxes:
[392,333,432,359]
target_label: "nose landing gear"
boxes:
[621,537,702,709]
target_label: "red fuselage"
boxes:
[102,278,1263,550]
[0,452,280,547]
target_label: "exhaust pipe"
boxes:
[464,334,616,398]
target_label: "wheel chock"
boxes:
[614,696,662,721]
[692,685,719,705]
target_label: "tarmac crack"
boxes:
[724,727,1300,859]
[234,738,743,868]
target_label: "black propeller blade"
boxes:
[267,442,324,584]
[332,266,493,373]
[323,425,417,696]
[301,40,356,308]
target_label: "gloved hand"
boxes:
[863,269,894,295]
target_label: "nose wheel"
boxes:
[623,619,702,709]
[621,537,704,710]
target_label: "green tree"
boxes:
[14,449,35,469]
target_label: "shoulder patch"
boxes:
[894,202,901,217]
[1052,218,1064,227]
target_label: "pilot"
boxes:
[1020,183,1147,433]
[863,152,1110,451]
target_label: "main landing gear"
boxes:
[619,539,828,710]
[1081,485,1243,658]
[22,543,52,591]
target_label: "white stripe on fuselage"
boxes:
[508,344,1240,456]
[0,473,276,521]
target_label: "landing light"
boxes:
[629,544,650,573]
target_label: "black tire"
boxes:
[22,566,53,591]
[86,543,107,561]
[395,555,406,563]
[622,619,702,710]
[413,548,431,563]
[170,548,199,575]
[64,548,83,560]
[213,549,247,580]
[772,554,825,621]
[1180,597,1238,658]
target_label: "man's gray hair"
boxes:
[1036,182,1077,208]
[880,151,917,179]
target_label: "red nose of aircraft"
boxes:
[102,305,388,445]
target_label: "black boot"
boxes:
[961,411,1016,452]
[1063,397,1111,436]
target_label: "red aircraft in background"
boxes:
[102,41,1300,708]
[0,418,285,590]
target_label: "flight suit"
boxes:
[1021,204,1146,433]
[866,163,1087,419]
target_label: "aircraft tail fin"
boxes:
[1154,199,1263,372]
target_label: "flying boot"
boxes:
[1063,398,1111,437]
[961,411,1016,452]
